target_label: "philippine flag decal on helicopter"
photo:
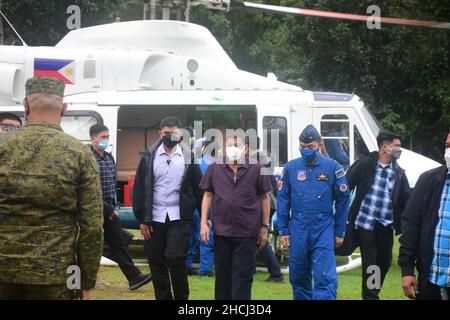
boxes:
[34,58,76,84]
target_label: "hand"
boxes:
[200,220,211,244]
[257,227,269,250]
[75,289,92,300]
[402,276,419,299]
[334,236,344,249]
[140,224,153,240]
[280,235,290,248]
[109,210,119,221]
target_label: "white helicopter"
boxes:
[0,0,445,271]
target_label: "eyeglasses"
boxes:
[0,124,20,133]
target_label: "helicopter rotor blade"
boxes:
[234,1,450,30]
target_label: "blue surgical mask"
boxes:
[98,140,109,150]
[300,148,319,162]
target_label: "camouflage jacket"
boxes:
[0,121,103,289]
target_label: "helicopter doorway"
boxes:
[115,104,257,206]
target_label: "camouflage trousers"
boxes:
[0,283,75,300]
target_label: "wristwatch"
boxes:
[261,223,270,230]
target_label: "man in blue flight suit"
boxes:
[186,138,215,276]
[277,124,350,300]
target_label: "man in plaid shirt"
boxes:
[346,130,410,300]
[355,162,395,230]
[429,172,450,288]
[90,124,152,291]
[400,130,450,300]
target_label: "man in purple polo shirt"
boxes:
[200,134,272,300]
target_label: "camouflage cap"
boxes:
[25,76,65,97]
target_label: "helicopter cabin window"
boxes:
[83,60,96,79]
[9,112,100,145]
[60,115,98,144]
[263,116,287,166]
[320,115,350,169]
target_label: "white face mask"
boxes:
[445,148,450,168]
[226,146,244,162]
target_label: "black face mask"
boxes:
[162,134,180,148]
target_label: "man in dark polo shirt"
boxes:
[200,134,272,300]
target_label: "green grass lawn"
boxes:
[92,235,407,300]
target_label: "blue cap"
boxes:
[299,124,321,143]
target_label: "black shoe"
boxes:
[129,273,152,291]
[265,275,284,283]
[187,267,197,276]
[198,272,214,277]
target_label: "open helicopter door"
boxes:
[312,107,375,273]
[256,104,291,265]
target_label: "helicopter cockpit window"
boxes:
[320,115,350,169]
[354,125,370,161]
[361,105,380,137]
[61,115,98,144]
[263,116,287,166]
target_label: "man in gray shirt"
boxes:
[152,141,186,222]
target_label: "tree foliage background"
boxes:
[1,0,449,162]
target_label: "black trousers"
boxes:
[357,222,394,300]
[215,235,257,300]
[417,275,450,300]
[104,216,141,282]
[258,241,282,277]
[144,218,191,300]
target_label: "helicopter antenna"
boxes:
[0,9,27,46]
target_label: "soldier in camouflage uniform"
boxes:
[0,76,104,300]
